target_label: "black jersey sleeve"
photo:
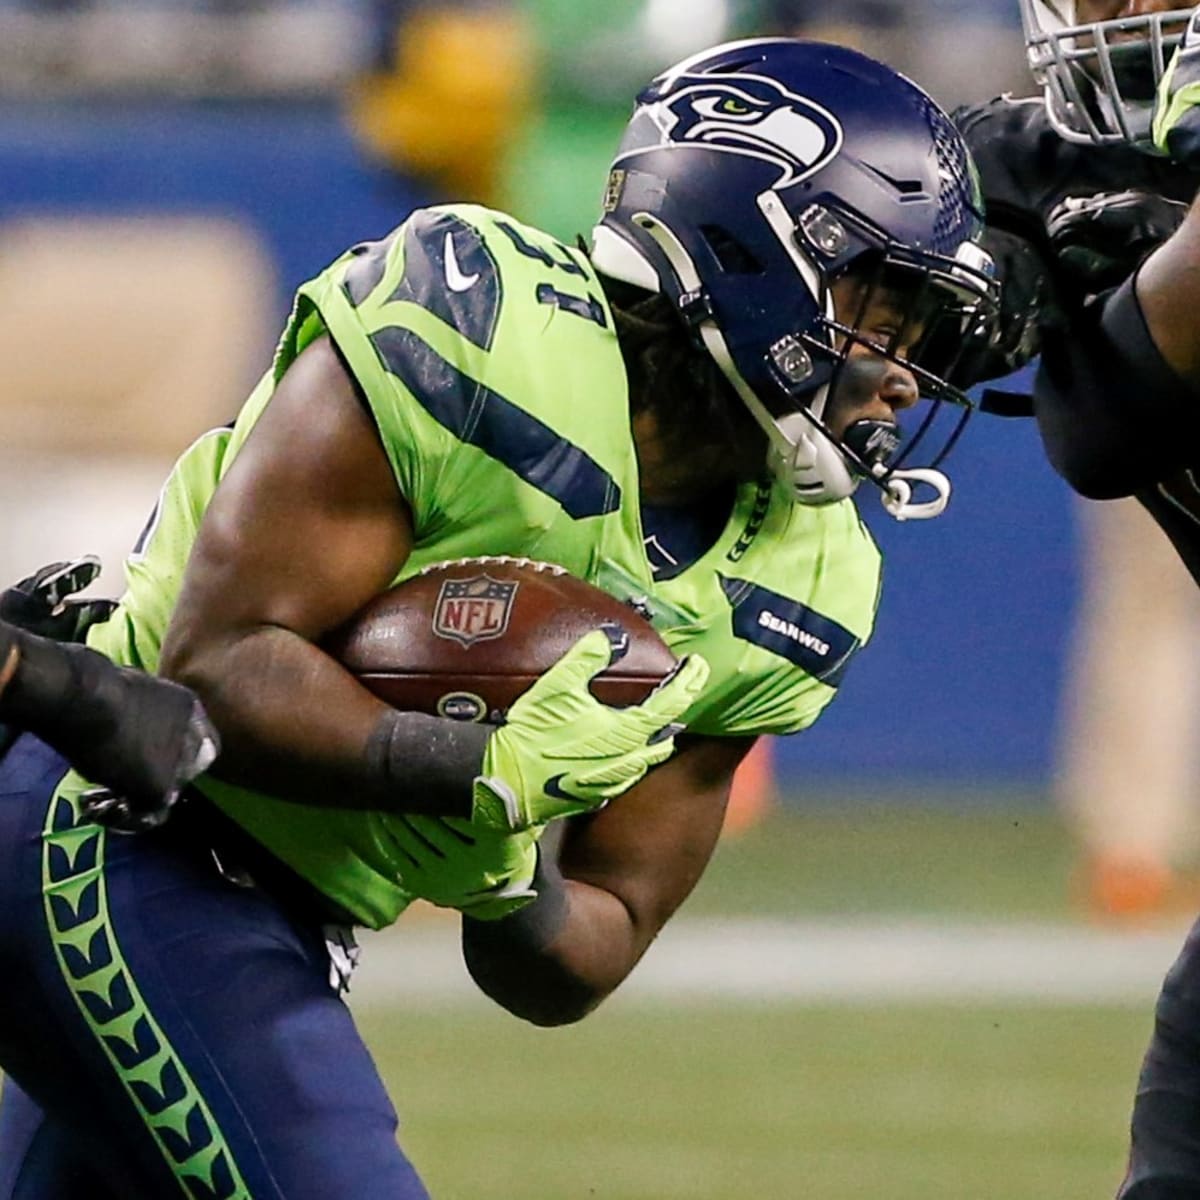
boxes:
[1034,274,1199,498]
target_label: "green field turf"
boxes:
[361,1002,1149,1200]
[359,803,1173,1198]
[682,799,1082,920]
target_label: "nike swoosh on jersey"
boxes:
[443,232,481,292]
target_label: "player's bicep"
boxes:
[557,734,756,937]
[166,336,412,652]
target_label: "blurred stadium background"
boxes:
[0,1,1184,1195]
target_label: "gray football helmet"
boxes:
[1020,1,1194,145]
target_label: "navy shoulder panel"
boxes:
[719,575,861,688]
[387,209,503,351]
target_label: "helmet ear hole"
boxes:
[700,225,765,275]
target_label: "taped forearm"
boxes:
[0,619,213,809]
[0,621,124,743]
[1034,279,1199,497]
[364,708,491,817]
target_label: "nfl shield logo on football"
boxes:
[433,574,518,647]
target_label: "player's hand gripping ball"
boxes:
[325,557,710,830]
[474,626,709,829]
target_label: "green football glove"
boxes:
[472,627,710,831]
[376,811,540,920]
[1154,11,1200,167]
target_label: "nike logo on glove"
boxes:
[543,773,572,801]
[544,773,612,814]
[444,232,480,292]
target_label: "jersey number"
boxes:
[496,221,607,329]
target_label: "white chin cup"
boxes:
[772,413,953,521]
[880,468,952,521]
[770,411,858,506]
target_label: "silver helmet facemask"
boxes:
[1020,0,1194,146]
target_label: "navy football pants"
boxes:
[1120,917,1200,1199]
[0,734,431,1200]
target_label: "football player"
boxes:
[1082,16,1200,1197]
[956,5,1200,1196]
[956,0,1198,562]
[955,1,1200,923]
[0,39,997,1198]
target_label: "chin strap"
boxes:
[771,410,858,504]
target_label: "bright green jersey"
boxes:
[88,203,882,928]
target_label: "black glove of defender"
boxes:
[1046,190,1188,294]
[952,223,1054,388]
[0,557,118,643]
[0,619,219,832]
[955,190,1186,393]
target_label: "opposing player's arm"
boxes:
[1124,13,1200,390]
[1031,202,1200,500]
[460,733,755,1025]
[1135,192,1200,388]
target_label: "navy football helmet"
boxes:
[1020,1,1193,146]
[591,38,998,520]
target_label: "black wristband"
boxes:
[364,708,491,818]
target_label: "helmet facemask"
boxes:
[750,203,999,520]
[1020,0,1193,146]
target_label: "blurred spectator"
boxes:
[0,0,368,99]
[347,0,534,206]
[763,1,902,34]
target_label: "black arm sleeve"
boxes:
[1033,275,1200,498]
[460,828,588,1027]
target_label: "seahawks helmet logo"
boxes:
[650,78,843,188]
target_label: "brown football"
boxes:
[324,556,677,723]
